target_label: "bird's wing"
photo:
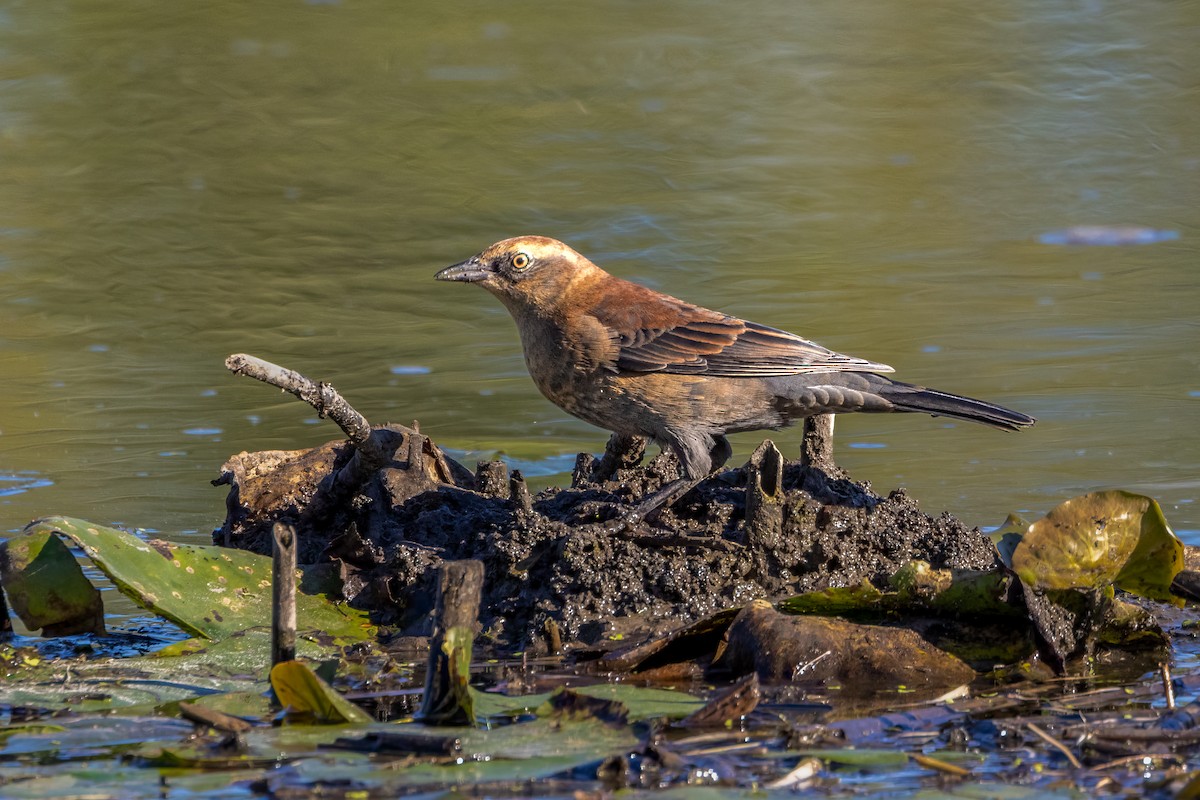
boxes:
[591,290,893,377]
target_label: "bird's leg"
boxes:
[800,413,836,471]
[602,476,702,534]
[604,435,732,533]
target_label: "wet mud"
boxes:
[214,423,999,654]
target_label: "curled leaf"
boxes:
[1011,491,1183,603]
[0,529,103,635]
[269,660,373,725]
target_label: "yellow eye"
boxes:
[512,252,530,270]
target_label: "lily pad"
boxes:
[0,649,266,713]
[1011,491,1184,603]
[0,528,103,635]
[471,683,705,723]
[16,516,375,641]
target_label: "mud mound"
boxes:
[215,424,997,655]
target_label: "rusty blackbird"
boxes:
[436,236,1035,521]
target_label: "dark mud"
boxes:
[214,424,999,654]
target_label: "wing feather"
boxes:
[592,289,893,377]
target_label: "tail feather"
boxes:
[879,380,1035,431]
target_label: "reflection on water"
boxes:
[0,0,1197,556]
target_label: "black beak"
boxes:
[435,257,492,283]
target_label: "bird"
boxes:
[436,235,1035,523]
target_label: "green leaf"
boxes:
[777,580,884,615]
[990,513,1031,570]
[1011,491,1184,603]
[0,628,386,714]
[444,625,475,721]
[270,660,373,725]
[20,516,375,641]
[472,683,704,723]
[418,624,476,725]
[0,528,103,635]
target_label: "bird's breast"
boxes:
[515,314,641,429]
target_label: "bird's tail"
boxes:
[877,379,1036,431]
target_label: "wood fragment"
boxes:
[225,354,377,445]
[225,353,394,490]
[179,701,253,733]
[711,599,974,687]
[475,461,508,498]
[681,672,760,727]
[271,522,297,666]
[571,452,596,488]
[406,429,426,474]
[614,531,744,553]
[1091,725,1200,743]
[419,560,484,725]
[543,617,562,655]
[591,433,647,482]
[745,440,783,546]
[509,469,533,515]
[910,752,972,777]
[1088,752,1184,772]
[764,757,821,790]
[0,571,11,636]
[1161,662,1176,710]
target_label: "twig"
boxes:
[225,353,396,488]
[1160,662,1176,710]
[179,701,253,733]
[792,650,833,680]
[1026,722,1083,769]
[1089,752,1184,772]
[225,353,382,446]
[271,522,297,666]
[910,752,972,777]
[615,530,745,553]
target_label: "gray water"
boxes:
[1,1,1198,562]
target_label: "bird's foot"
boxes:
[599,503,669,534]
[593,476,699,534]
[599,509,644,535]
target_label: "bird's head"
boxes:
[435,236,595,311]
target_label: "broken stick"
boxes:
[225,353,377,445]
[272,522,297,666]
[225,352,398,489]
[418,560,484,725]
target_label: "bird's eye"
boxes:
[511,252,530,270]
